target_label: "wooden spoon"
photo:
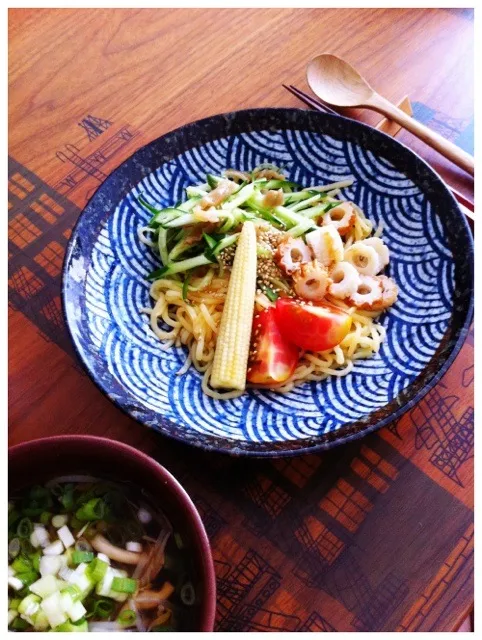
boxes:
[306,54,474,176]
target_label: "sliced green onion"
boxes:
[86,558,108,583]
[9,598,22,611]
[17,570,38,587]
[55,618,88,632]
[49,483,63,497]
[52,514,69,529]
[8,538,21,559]
[117,609,137,626]
[75,539,92,553]
[12,555,31,573]
[72,550,94,564]
[111,577,138,594]
[31,551,41,571]
[39,511,52,525]
[22,486,53,516]
[180,582,196,606]
[11,617,29,630]
[8,509,20,527]
[75,498,106,522]
[174,533,184,549]
[70,516,83,530]
[19,538,34,554]
[61,585,82,601]
[17,517,33,539]
[59,485,75,511]
[92,598,115,619]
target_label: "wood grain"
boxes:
[8,8,473,632]
[9,8,474,193]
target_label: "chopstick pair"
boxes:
[283,84,474,221]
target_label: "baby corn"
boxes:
[210,221,257,390]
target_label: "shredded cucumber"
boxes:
[139,169,355,282]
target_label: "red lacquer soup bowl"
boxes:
[9,435,216,631]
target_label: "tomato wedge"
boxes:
[247,307,299,385]
[274,298,352,352]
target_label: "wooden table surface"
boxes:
[8,8,474,632]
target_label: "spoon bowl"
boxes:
[307,54,375,107]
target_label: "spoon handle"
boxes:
[368,94,474,176]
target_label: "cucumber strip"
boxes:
[205,232,240,261]
[286,220,316,237]
[168,237,192,261]
[187,267,215,291]
[213,233,240,256]
[245,193,275,216]
[288,193,322,212]
[301,202,339,219]
[148,254,213,280]
[273,205,310,228]
[240,212,259,223]
[203,233,218,250]
[246,196,287,228]
[301,178,354,192]
[172,228,185,243]
[138,195,161,215]
[206,174,225,189]
[150,208,187,228]
[177,196,202,212]
[161,213,198,228]
[218,212,236,232]
[222,182,256,210]
[186,185,209,197]
[162,209,234,229]
[323,201,345,213]
[158,229,169,265]
[262,179,299,191]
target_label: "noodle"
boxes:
[139,172,393,399]
[143,269,385,398]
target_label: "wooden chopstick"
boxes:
[283,84,474,220]
[283,84,338,115]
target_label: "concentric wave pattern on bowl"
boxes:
[80,129,454,443]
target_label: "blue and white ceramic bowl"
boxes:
[62,108,473,456]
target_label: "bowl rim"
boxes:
[8,434,217,631]
[61,107,474,458]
